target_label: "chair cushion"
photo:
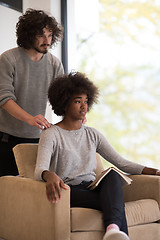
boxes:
[71,199,160,232]
[13,144,38,178]
[71,208,104,231]
[126,199,160,227]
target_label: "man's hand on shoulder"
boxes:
[1,99,51,130]
[28,114,51,130]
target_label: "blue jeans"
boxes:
[69,170,128,234]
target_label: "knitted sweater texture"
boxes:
[0,47,63,138]
[34,124,145,185]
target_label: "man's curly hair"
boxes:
[16,8,63,49]
[48,72,99,116]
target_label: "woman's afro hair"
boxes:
[48,72,99,116]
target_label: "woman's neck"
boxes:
[56,118,82,130]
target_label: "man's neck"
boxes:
[24,48,44,61]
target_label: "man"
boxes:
[0,9,64,176]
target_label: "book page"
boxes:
[88,167,132,190]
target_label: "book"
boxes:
[88,167,132,190]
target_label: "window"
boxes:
[68,0,160,168]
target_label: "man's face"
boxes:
[33,27,53,54]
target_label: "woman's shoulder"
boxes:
[39,124,60,146]
[40,124,59,138]
[84,125,101,135]
[83,125,105,141]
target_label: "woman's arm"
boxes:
[34,128,68,203]
[93,128,160,176]
[42,170,67,203]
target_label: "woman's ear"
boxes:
[64,103,69,115]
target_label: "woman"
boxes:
[34,72,160,240]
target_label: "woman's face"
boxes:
[65,94,88,121]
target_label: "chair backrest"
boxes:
[94,153,105,175]
[13,143,38,179]
[13,143,105,179]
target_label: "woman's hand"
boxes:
[142,167,160,176]
[155,170,160,176]
[42,171,68,203]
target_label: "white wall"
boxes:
[0,0,62,123]
[23,0,51,13]
[0,5,20,54]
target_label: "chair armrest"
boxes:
[0,176,70,240]
[123,175,160,208]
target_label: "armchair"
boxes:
[0,143,160,240]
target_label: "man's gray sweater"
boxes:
[0,47,63,138]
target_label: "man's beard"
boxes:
[34,44,50,54]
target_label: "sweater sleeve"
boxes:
[92,128,145,174]
[0,52,16,106]
[34,129,55,181]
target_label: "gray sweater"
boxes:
[34,124,145,185]
[0,47,63,138]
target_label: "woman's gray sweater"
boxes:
[34,124,145,185]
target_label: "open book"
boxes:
[88,167,132,190]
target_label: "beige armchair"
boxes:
[0,143,160,240]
